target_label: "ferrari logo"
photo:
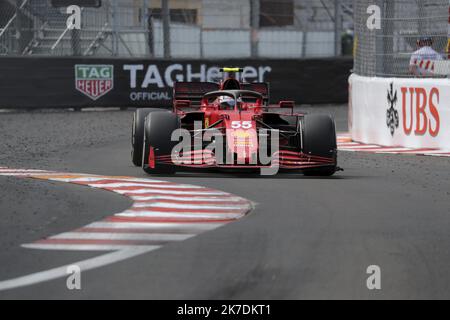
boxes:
[75,64,113,100]
[234,130,250,139]
[233,130,253,147]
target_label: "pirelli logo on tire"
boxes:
[75,64,114,100]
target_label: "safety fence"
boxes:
[349,1,450,152]
[353,0,449,78]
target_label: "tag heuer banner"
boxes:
[0,57,352,108]
[75,65,114,100]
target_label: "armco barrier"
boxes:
[349,74,450,151]
[0,57,352,109]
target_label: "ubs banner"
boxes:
[0,57,352,108]
[349,74,450,150]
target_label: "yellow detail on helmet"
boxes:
[221,67,243,72]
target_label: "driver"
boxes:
[218,96,236,110]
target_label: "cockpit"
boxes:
[218,96,236,110]
[203,90,263,111]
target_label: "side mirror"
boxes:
[174,100,191,109]
[279,101,295,109]
[277,101,295,115]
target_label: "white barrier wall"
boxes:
[349,74,450,151]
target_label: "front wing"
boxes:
[152,149,336,170]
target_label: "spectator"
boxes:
[409,37,443,76]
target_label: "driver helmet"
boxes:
[218,96,236,110]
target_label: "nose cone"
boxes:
[225,116,258,164]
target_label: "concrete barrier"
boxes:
[349,74,450,151]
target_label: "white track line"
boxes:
[22,244,158,251]
[113,189,228,196]
[90,177,169,183]
[127,192,239,202]
[0,173,50,176]
[84,221,223,231]
[131,202,250,210]
[50,232,195,241]
[116,211,243,220]
[0,169,49,172]
[426,153,450,157]
[0,247,156,291]
[422,150,450,155]
[87,183,205,189]
[130,195,242,201]
[50,177,121,182]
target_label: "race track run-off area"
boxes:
[0,106,449,299]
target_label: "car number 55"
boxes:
[231,121,252,129]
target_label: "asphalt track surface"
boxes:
[0,106,449,299]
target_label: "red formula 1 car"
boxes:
[131,68,338,176]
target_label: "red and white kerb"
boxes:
[337,134,450,157]
[0,168,253,252]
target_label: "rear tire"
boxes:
[142,112,180,175]
[131,108,167,166]
[302,114,337,176]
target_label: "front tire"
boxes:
[142,112,180,175]
[302,114,337,176]
[131,108,167,166]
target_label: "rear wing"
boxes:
[241,82,270,105]
[173,82,220,107]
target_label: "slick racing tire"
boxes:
[302,114,337,177]
[142,111,180,175]
[131,108,168,166]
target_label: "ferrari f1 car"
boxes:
[131,68,338,176]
